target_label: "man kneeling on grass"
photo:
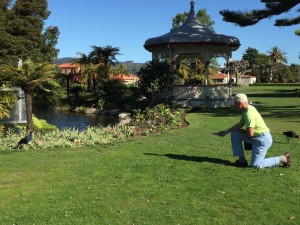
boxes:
[216,93,291,169]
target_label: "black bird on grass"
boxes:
[282,131,300,143]
[13,131,33,149]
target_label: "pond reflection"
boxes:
[1,107,118,132]
[33,107,118,131]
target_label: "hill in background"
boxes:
[54,57,74,65]
[117,61,144,75]
[54,58,144,75]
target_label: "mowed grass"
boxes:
[0,86,299,225]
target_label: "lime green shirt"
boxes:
[240,105,269,136]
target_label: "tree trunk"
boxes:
[25,91,33,131]
[66,76,70,102]
[93,77,97,91]
[87,76,91,91]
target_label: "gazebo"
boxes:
[144,1,241,107]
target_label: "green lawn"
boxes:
[0,86,299,225]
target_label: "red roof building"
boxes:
[109,74,139,85]
[58,63,81,75]
[212,72,256,85]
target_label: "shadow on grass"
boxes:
[191,108,240,118]
[192,104,300,119]
[246,88,299,98]
[258,105,300,119]
[144,153,233,166]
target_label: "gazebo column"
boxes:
[169,45,175,72]
[225,53,232,98]
[169,45,173,62]
[203,49,212,99]
[205,61,210,99]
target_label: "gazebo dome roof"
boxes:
[144,1,240,52]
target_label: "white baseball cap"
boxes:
[234,94,248,103]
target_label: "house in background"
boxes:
[58,63,139,86]
[58,63,80,75]
[109,74,139,85]
[212,72,256,86]
[212,72,234,84]
[238,75,256,85]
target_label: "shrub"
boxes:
[74,106,87,113]
[0,125,127,150]
[0,104,185,150]
[132,103,184,134]
[0,125,4,138]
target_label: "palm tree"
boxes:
[110,64,129,76]
[73,52,92,91]
[266,46,288,82]
[89,45,121,79]
[177,62,189,85]
[88,46,103,65]
[12,59,60,131]
[99,45,121,67]
[73,52,89,75]
[0,89,16,136]
[267,46,288,64]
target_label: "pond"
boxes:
[0,106,119,132]
[33,107,119,131]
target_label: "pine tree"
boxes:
[220,0,300,36]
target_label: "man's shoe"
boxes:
[283,152,291,168]
[233,160,248,167]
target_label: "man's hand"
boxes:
[214,130,228,137]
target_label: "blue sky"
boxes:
[45,0,299,65]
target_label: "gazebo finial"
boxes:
[190,1,195,15]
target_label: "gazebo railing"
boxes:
[165,84,234,108]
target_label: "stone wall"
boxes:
[168,85,234,108]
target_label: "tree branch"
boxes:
[219,0,300,27]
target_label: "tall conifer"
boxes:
[0,0,60,131]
